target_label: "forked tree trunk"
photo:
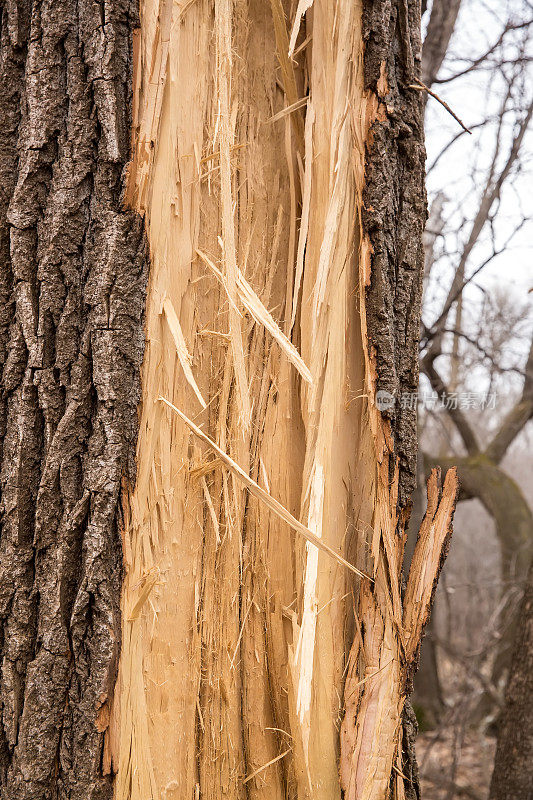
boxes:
[0,1,457,799]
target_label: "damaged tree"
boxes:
[0,1,457,799]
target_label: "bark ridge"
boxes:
[0,2,147,797]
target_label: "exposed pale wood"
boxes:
[159,398,367,578]
[340,469,458,800]
[111,3,438,800]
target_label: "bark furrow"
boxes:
[0,2,146,797]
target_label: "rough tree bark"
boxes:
[0,1,456,799]
[0,1,147,798]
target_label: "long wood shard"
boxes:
[196,248,312,383]
[404,467,459,661]
[340,467,458,800]
[159,397,367,578]
[162,297,207,409]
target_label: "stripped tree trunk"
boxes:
[0,1,457,799]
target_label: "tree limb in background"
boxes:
[421,357,480,456]
[421,0,463,87]
[486,336,533,463]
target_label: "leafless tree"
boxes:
[414,0,533,748]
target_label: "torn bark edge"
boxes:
[403,466,459,673]
[338,465,458,800]
[400,466,459,799]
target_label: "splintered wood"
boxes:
[110,1,457,799]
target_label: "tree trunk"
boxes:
[0,1,456,799]
[412,616,445,731]
[427,454,533,726]
[0,1,146,798]
[489,557,533,800]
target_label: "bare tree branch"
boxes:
[424,99,533,350]
[409,79,472,133]
[424,192,447,283]
[427,121,486,176]
[434,18,533,84]
[421,357,480,455]
[422,771,483,800]
[486,335,533,463]
[422,217,529,344]
[433,635,503,709]
[442,328,528,378]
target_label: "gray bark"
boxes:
[0,2,146,798]
[363,0,427,506]
[362,4,428,795]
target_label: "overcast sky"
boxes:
[422,0,532,401]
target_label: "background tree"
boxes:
[411,0,533,791]
[489,556,533,800]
